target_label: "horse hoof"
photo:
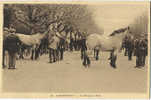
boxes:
[112,65,116,69]
[83,63,87,68]
[49,61,53,63]
[96,58,99,60]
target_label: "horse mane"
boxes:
[109,27,128,36]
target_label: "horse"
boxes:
[15,32,47,60]
[82,26,131,68]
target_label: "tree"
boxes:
[129,11,149,39]
[4,4,104,36]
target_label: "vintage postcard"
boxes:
[0,1,150,99]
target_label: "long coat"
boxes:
[48,35,60,50]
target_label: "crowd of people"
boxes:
[2,21,88,69]
[2,24,148,70]
[122,34,148,68]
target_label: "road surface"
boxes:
[2,51,148,93]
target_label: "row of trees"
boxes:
[129,11,149,39]
[4,4,104,36]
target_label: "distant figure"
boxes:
[109,49,117,68]
[77,34,82,51]
[80,33,90,67]
[133,39,139,56]
[135,38,147,68]
[94,46,100,60]
[123,36,129,56]
[127,37,134,61]
[69,32,74,51]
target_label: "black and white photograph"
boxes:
[1,1,150,98]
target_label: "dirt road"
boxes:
[2,51,148,93]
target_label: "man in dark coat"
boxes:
[135,39,141,67]
[69,33,74,51]
[4,33,20,69]
[80,33,90,67]
[135,38,147,67]
[124,36,129,56]
[127,38,134,60]
[139,38,148,67]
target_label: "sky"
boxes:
[87,2,149,35]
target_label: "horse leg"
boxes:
[86,54,91,67]
[21,48,24,59]
[96,50,99,60]
[34,49,37,60]
[19,47,24,59]
[94,49,96,58]
[35,47,40,60]
[110,50,117,68]
[81,49,84,59]
[31,49,34,60]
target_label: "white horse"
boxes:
[15,32,47,59]
[83,26,131,68]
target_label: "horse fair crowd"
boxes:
[3,26,148,70]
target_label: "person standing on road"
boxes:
[69,31,74,51]
[135,36,147,68]
[4,28,20,69]
[124,36,129,56]
[139,37,148,67]
[127,37,134,61]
